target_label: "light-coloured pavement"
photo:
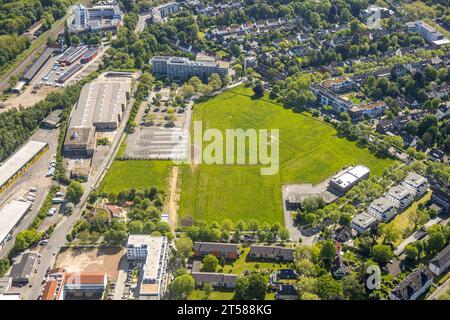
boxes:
[428,276,450,300]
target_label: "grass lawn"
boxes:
[188,288,235,300]
[179,86,395,225]
[99,160,173,193]
[384,191,432,246]
[220,247,292,275]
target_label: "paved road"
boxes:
[21,73,140,300]
[0,127,59,259]
[428,276,450,300]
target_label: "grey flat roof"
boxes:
[370,196,394,212]
[0,200,31,244]
[22,47,54,81]
[69,81,130,128]
[0,140,48,189]
[352,212,377,229]
[10,252,38,282]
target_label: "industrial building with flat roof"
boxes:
[64,79,131,155]
[0,140,48,194]
[0,200,31,245]
[22,47,55,83]
[328,165,370,193]
[126,235,169,300]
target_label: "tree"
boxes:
[371,244,394,264]
[404,243,419,261]
[342,274,366,300]
[234,272,267,300]
[408,209,430,230]
[66,181,84,204]
[170,274,195,299]
[320,240,336,266]
[248,219,260,233]
[279,227,290,242]
[202,254,218,272]
[300,292,320,300]
[128,220,144,234]
[175,236,193,260]
[203,283,213,300]
[221,219,233,232]
[380,223,400,245]
[253,80,264,97]
[315,274,342,300]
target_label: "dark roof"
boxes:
[332,254,349,276]
[277,284,298,296]
[192,272,237,285]
[23,47,54,81]
[193,242,238,253]
[430,244,450,269]
[249,245,295,260]
[390,268,433,300]
[10,252,38,282]
[277,269,298,280]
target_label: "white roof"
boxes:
[0,140,47,189]
[0,294,20,300]
[433,38,450,46]
[127,235,167,281]
[331,165,370,189]
[0,200,31,244]
[347,165,370,179]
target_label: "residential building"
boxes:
[368,196,397,222]
[126,235,169,300]
[389,268,433,300]
[191,272,238,288]
[193,242,239,259]
[311,82,355,113]
[151,55,230,81]
[321,76,355,93]
[332,254,349,279]
[152,2,180,22]
[430,184,449,214]
[328,165,370,194]
[386,185,414,210]
[249,245,295,261]
[275,284,298,300]
[348,101,387,121]
[407,21,450,46]
[428,244,450,276]
[352,212,378,233]
[0,277,12,295]
[403,172,428,199]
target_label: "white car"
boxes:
[55,192,64,197]
[30,187,37,192]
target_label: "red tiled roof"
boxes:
[64,273,106,285]
[41,280,57,300]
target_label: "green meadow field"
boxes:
[179,86,395,225]
[99,160,173,193]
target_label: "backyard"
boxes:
[179,86,395,225]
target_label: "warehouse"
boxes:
[0,140,48,194]
[80,46,101,63]
[57,46,89,65]
[64,78,131,155]
[10,252,38,284]
[0,200,31,245]
[57,64,83,84]
[328,165,370,194]
[22,47,55,83]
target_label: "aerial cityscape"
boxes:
[0,0,449,305]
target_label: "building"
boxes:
[332,254,349,279]
[321,76,355,93]
[328,166,370,194]
[126,235,169,300]
[151,55,230,81]
[61,273,107,300]
[368,196,397,222]
[389,268,433,300]
[0,200,31,245]
[311,84,355,113]
[386,185,414,210]
[64,79,131,156]
[71,3,122,33]
[275,284,298,300]
[153,2,180,21]
[430,185,449,214]
[0,140,48,194]
[403,172,428,199]
[22,47,54,83]
[407,21,450,47]
[249,245,295,261]
[41,110,62,129]
[348,101,387,121]
[191,272,237,288]
[10,252,38,284]
[193,242,239,259]
[57,46,90,66]
[352,212,378,233]
[429,244,450,276]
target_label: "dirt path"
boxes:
[166,166,180,230]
